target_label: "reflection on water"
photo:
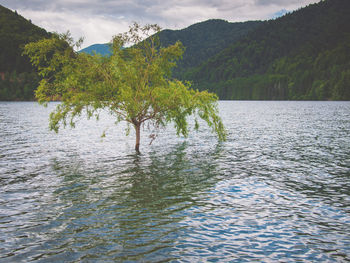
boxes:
[0,101,350,262]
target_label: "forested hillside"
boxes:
[2,0,349,101]
[79,19,262,78]
[188,0,350,100]
[79,43,112,56]
[0,5,50,100]
[157,19,262,77]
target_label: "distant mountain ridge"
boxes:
[79,19,262,78]
[79,43,112,56]
[157,19,262,77]
[0,5,50,73]
[188,0,350,100]
[1,0,349,101]
[0,4,51,100]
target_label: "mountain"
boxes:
[2,0,349,101]
[188,0,350,100]
[79,19,262,78]
[0,5,51,100]
[79,43,112,56]
[157,19,262,77]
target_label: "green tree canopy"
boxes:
[24,23,226,153]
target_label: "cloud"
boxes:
[1,0,321,48]
[18,9,130,48]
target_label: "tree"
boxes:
[24,23,226,153]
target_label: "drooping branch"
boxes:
[24,23,226,153]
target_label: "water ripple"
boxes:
[0,101,349,262]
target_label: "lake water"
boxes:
[0,101,349,262]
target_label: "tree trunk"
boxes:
[135,122,141,153]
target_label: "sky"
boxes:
[1,0,320,48]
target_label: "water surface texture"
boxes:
[0,101,350,262]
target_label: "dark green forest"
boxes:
[1,0,349,101]
[157,19,262,78]
[79,19,262,78]
[0,5,50,100]
[187,0,350,100]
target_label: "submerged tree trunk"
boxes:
[135,122,141,154]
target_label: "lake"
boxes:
[0,101,349,262]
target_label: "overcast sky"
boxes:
[1,0,320,48]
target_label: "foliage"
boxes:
[24,24,226,152]
[79,19,262,79]
[0,4,51,100]
[5,0,349,102]
[188,0,350,100]
[157,19,262,78]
